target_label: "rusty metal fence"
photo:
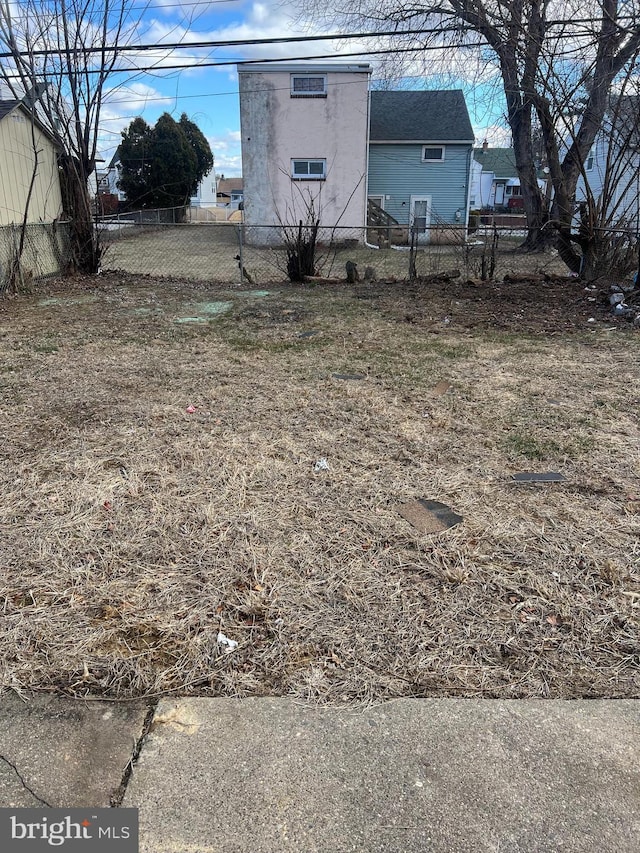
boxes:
[0,221,72,292]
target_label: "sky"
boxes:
[93,0,511,175]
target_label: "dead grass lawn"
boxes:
[0,273,638,702]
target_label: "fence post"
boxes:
[409,225,417,280]
[237,223,244,285]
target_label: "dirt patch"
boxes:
[0,272,638,702]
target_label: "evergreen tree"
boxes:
[117,117,153,209]
[179,113,214,194]
[118,113,212,210]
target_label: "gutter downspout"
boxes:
[363,73,372,236]
[464,146,473,242]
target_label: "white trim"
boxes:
[370,139,475,145]
[238,62,371,74]
[422,145,445,162]
[586,148,595,171]
[409,195,431,244]
[291,73,327,98]
[291,158,326,180]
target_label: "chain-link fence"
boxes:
[97,215,547,285]
[92,212,640,285]
[0,221,72,292]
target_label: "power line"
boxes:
[1,13,635,62]
[7,41,491,81]
[0,26,481,59]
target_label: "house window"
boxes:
[291,159,326,180]
[368,195,384,209]
[505,186,522,196]
[586,148,595,171]
[291,75,327,98]
[422,145,445,162]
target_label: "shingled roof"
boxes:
[473,147,517,178]
[369,90,474,142]
[0,100,21,121]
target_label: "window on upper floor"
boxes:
[291,159,326,180]
[422,145,445,162]
[291,74,327,98]
[586,148,595,171]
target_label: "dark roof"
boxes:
[217,178,243,194]
[0,99,21,121]
[369,90,474,142]
[473,147,517,178]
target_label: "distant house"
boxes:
[216,176,243,207]
[0,100,63,226]
[471,145,519,210]
[104,149,217,209]
[238,62,371,243]
[471,144,547,211]
[191,169,217,208]
[576,96,640,230]
[367,90,475,243]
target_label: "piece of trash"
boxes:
[613,303,633,317]
[432,380,451,396]
[610,292,626,306]
[443,316,451,325]
[299,330,320,339]
[314,457,330,472]
[217,632,238,652]
[395,499,462,534]
[102,500,112,511]
[332,373,365,381]
[587,318,596,323]
[186,405,196,414]
[512,472,566,483]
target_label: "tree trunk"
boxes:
[59,154,101,274]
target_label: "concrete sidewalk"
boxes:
[1,696,638,852]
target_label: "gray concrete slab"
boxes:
[0,694,148,807]
[124,698,640,853]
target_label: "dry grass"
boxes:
[100,222,569,285]
[0,273,638,702]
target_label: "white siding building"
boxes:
[575,99,640,230]
[0,100,63,225]
[238,63,371,243]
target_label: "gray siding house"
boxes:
[367,91,475,242]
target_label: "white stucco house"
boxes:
[238,62,371,243]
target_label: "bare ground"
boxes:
[0,272,638,702]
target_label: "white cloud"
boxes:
[207,129,243,175]
[473,123,512,147]
[96,82,174,162]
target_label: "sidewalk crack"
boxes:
[110,701,158,808]
[0,753,53,807]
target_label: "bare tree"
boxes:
[0,0,151,273]
[572,83,640,279]
[297,0,640,272]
